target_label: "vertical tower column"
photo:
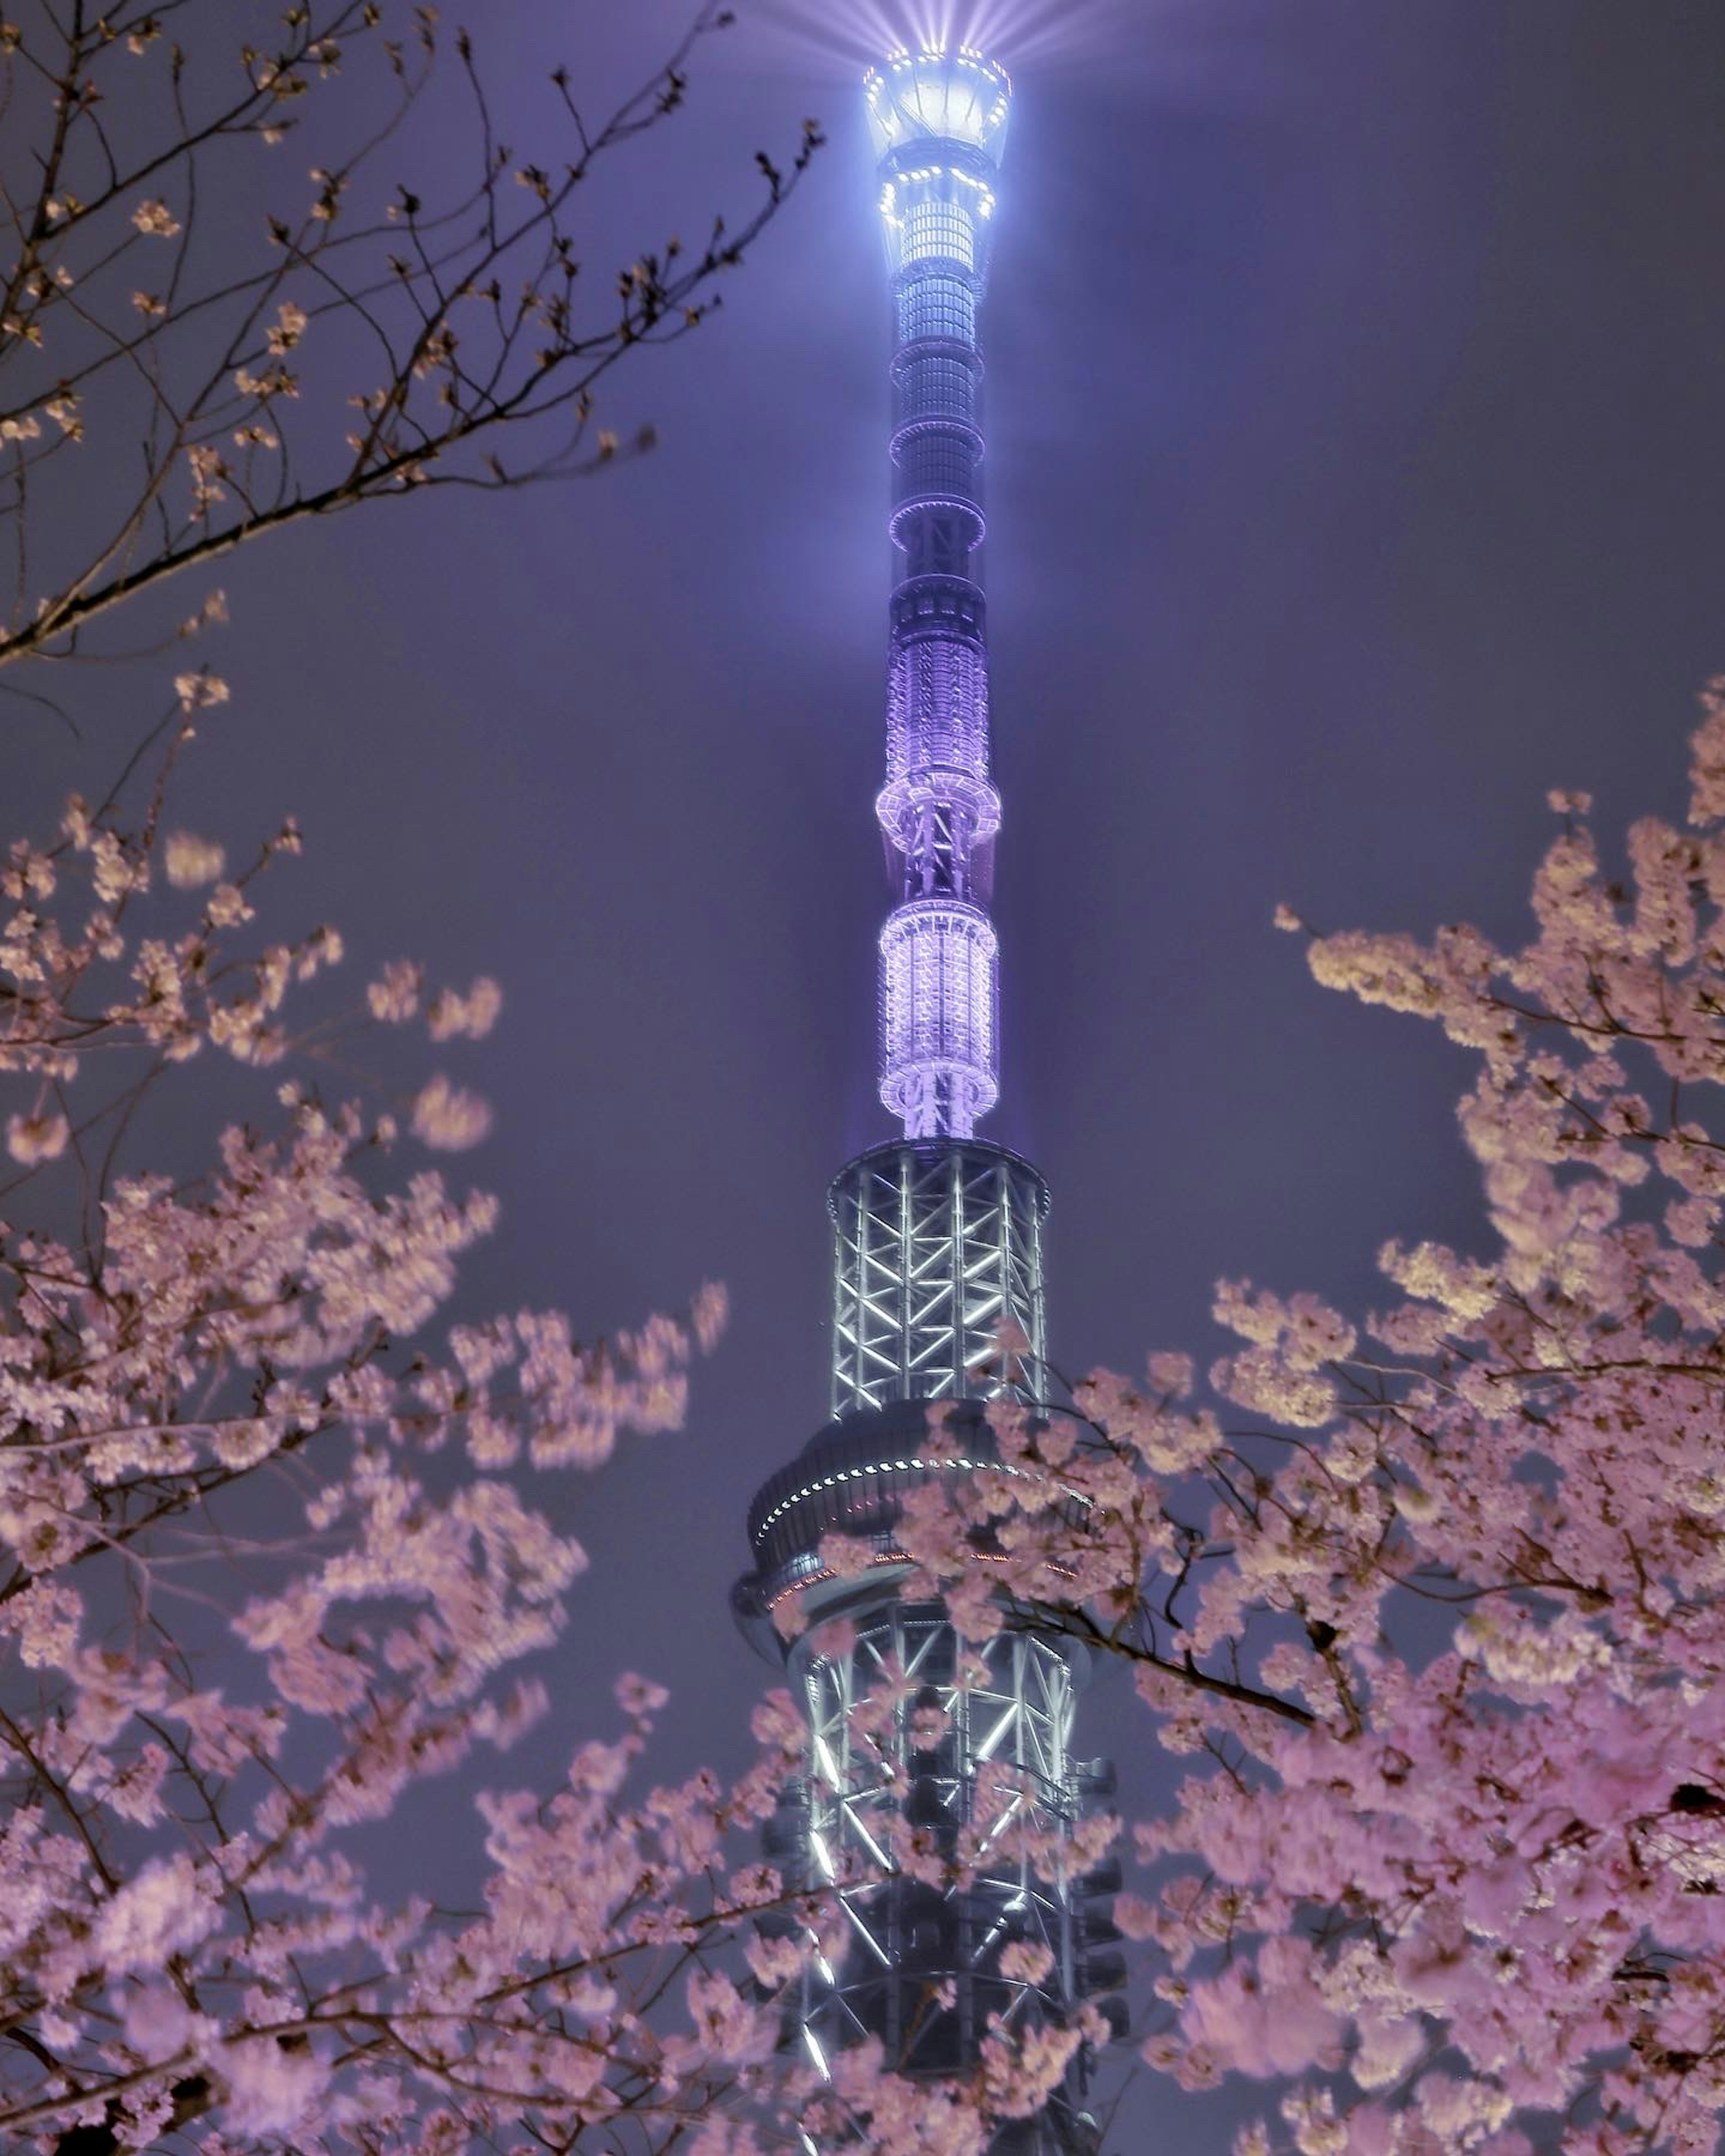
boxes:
[870,49,1010,1142]
[827,1139,1049,1415]
[733,49,1123,2152]
[737,1405,1122,2154]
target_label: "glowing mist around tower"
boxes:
[734,49,1122,2152]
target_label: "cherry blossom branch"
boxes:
[0,0,824,672]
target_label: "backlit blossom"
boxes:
[173,666,230,710]
[265,300,308,353]
[164,829,226,887]
[206,881,253,927]
[692,1278,729,1351]
[220,2035,330,2134]
[426,973,502,1040]
[96,1853,219,1974]
[6,1109,68,1162]
[411,1071,492,1149]
[367,958,422,1021]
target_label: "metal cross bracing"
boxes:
[766,1604,1106,2153]
[829,1140,1049,1415]
[802,1614,1075,2072]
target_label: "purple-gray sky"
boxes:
[17,1,1725,2141]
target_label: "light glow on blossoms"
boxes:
[410,1070,494,1150]
[4,1108,69,1164]
[163,829,226,886]
[428,972,503,1041]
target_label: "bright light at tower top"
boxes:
[864,45,1012,165]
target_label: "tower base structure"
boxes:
[734,1399,1124,2153]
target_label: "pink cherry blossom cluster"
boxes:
[0,710,837,2151]
[805,687,1725,2152]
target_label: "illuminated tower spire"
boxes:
[734,49,1121,2153]
[869,46,1008,1144]
[827,46,1046,1418]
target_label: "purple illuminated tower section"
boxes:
[733,49,1121,2153]
[871,51,1006,1143]
[825,46,1048,1418]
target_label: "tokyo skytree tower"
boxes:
[733,47,1123,2151]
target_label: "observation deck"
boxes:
[865,48,1012,168]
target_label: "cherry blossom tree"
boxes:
[861,692,1725,2152]
[0,692,821,2153]
[0,6,854,2150]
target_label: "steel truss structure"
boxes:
[781,1605,1100,2153]
[829,1139,1048,1415]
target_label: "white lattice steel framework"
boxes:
[782,1607,1094,2146]
[829,1140,1048,1415]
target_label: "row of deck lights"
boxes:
[754,1453,1025,1540]
[878,164,998,230]
[756,1452,1092,1545]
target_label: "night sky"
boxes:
[17,1,1725,2142]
